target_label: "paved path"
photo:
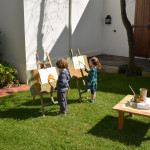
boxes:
[0,84,29,97]
[97,55,150,72]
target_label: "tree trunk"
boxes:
[120,0,135,75]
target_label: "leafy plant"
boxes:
[118,64,142,76]
[0,61,19,87]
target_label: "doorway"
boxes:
[134,0,150,57]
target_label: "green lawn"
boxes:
[0,73,150,150]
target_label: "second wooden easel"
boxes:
[66,49,90,102]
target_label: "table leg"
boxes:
[129,113,134,117]
[118,111,124,130]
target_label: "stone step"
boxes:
[142,71,150,77]
[99,65,118,74]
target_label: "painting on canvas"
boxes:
[72,56,85,69]
[38,67,58,84]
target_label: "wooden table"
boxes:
[113,95,150,130]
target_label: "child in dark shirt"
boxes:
[55,58,70,115]
[85,57,101,103]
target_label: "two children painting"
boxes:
[55,57,101,115]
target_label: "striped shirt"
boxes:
[85,68,97,89]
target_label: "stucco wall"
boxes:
[0,0,136,83]
[0,0,26,83]
[24,0,69,70]
[102,0,136,57]
[72,0,104,56]
[24,0,104,70]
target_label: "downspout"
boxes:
[69,0,72,53]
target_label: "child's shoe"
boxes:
[94,98,96,101]
[56,111,60,115]
[87,99,94,103]
[56,111,66,115]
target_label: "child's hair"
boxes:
[90,57,101,69]
[56,58,68,69]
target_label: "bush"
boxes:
[118,64,142,76]
[0,61,19,87]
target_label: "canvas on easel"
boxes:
[66,49,90,102]
[38,67,58,84]
[72,56,85,69]
[26,52,58,117]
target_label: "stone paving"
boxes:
[97,54,150,72]
[0,84,29,97]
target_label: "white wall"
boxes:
[72,0,104,56]
[102,0,136,57]
[24,0,104,70]
[24,0,69,70]
[0,0,136,83]
[0,0,26,83]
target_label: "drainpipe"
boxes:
[69,0,72,53]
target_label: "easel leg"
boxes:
[81,77,86,90]
[40,95,45,117]
[67,79,72,96]
[76,78,82,103]
[50,88,55,104]
[32,96,36,104]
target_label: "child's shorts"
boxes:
[91,89,96,94]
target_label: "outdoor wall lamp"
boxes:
[105,15,112,24]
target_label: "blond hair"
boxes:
[90,57,101,69]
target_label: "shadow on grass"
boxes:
[0,107,58,119]
[21,96,57,106]
[68,73,150,97]
[67,99,81,104]
[0,108,42,119]
[21,94,83,106]
[88,115,150,146]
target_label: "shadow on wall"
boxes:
[49,26,69,64]
[49,0,102,64]
[37,0,45,61]
[72,0,102,56]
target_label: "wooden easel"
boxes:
[67,49,90,102]
[27,52,57,117]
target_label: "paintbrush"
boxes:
[78,61,85,65]
[129,85,136,96]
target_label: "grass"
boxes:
[0,73,150,150]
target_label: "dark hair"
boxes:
[56,58,68,69]
[90,57,101,69]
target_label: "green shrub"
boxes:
[118,64,142,76]
[0,61,19,87]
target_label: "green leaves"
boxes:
[0,61,19,86]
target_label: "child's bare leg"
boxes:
[91,91,96,101]
[91,93,95,100]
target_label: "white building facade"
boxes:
[0,0,136,83]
